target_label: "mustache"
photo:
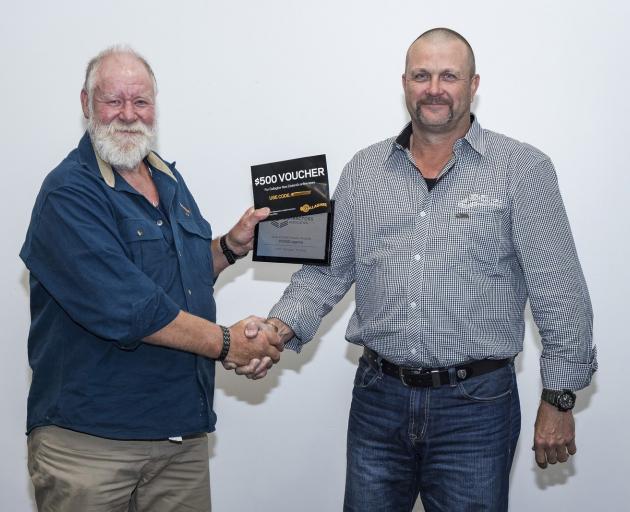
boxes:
[419,96,452,106]
[107,121,153,137]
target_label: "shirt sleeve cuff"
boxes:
[539,346,598,391]
[119,290,181,350]
[269,301,319,353]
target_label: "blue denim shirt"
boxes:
[20,132,217,439]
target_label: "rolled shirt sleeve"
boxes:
[511,155,596,390]
[21,183,180,348]
[269,161,358,351]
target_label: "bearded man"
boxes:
[20,46,282,512]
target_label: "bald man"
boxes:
[241,28,596,511]
[21,46,282,511]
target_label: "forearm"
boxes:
[267,165,356,347]
[211,234,249,278]
[267,264,354,349]
[211,237,232,278]
[144,310,222,359]
[146,310,283,366]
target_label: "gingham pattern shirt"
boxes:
[269,117,596,390]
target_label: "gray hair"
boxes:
[83,45,157,97]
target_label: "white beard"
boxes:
[88,116,155,172]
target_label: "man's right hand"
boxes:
[223,316,284,368]
[223,318,294,379]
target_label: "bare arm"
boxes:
[144,310,283,366]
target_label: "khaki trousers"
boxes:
[28,425,211,512]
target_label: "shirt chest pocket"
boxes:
[120,219,171,272]
[446,209,503,273]
[176,217,214,284]
[356,211,416,265]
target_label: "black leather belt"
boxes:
[363,347,511,388]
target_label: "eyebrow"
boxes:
[95,91,154,101]
[409,67,461,74]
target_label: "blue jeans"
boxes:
[344,354,520,512]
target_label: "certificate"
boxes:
[253,204,334,266]
[251,154,333,265]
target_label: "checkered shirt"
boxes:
[269,117,597,390]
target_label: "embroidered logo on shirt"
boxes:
[456,193,502,209]
[179,202,192,216]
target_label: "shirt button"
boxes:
[410,302,417,308]
[156,219,163,226]
[420,211,427,217]
[414,254,421,261]
[137,229,143,236]
[410,348,417,355]
[187,289,192,295]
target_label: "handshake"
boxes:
[221,316,292,379]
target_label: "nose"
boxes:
[427,75,442,96]
[118,100,137,123]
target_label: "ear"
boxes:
[470,74,480,101]
[80,89,90,119]
[401,73,407,91]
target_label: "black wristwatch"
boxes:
[541,388,576,411]
[220,235,246,265]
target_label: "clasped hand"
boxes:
[222,317,283,373]
[222,319,282,379]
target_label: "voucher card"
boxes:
[251,154,330,221]
[251,155,333,266]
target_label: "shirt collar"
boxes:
[391,114,486,157]
[77,131,178,188]
[463,115,485,156]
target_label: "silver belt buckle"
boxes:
[398,367,409,387]
[399,367,423,387]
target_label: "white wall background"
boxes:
[1,1,628,510]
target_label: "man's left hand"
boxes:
[533,401,577,468]
[225,207,271,256]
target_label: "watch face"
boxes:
[558,392,576,410]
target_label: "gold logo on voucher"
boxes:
[299,202,327,213]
